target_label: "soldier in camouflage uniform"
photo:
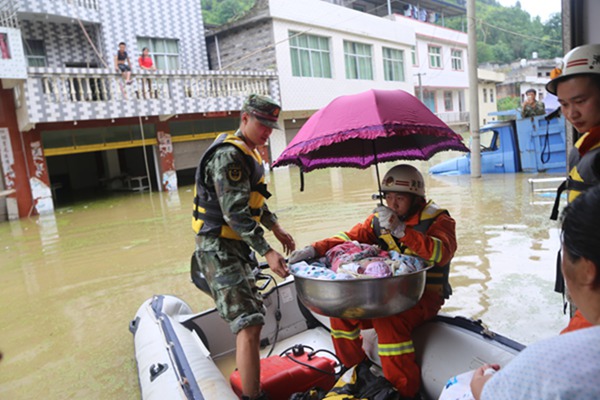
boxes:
[192,94,295,400]
[521,88,546,118]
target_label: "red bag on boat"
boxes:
[230,350,337,399]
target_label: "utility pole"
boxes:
[414,72,425,102]
[467,0,481,178]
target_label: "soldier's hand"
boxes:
[264,249,289,278]
[271,223,296,255]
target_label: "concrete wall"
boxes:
[207,19,277,71]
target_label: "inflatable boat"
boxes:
[130,273,524,400]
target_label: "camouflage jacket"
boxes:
[521,100,546,118]
[198,130,277,256]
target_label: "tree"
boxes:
[497,96,520,111]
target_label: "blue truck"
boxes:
[429,110,567,175]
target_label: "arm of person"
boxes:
[114,54,119,71]
[260,204,295,255]
[312,214,379,256]
[400,213,457,266]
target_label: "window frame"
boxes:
[24,39,47,67]
[444,91,453,111]
[137,37,180,70]
[382,47,405,82]
[343,40,373,80]
[288,31,332,78]
[483,88,488,103]
[428,45,442,69]
[450,48,463,71]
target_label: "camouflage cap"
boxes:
[242,94,282,130]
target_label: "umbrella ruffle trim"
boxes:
[280,123,465,157]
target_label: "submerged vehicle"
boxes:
[429,110,566,175]
[130,272,523,400]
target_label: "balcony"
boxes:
[16,0,100,24]
[436,111,469,126]
[17,67,279,130]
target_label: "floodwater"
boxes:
[0,161,569,399]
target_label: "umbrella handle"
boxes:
[300,169,305,192]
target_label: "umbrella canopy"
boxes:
[273,89,469,172]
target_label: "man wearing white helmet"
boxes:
[289,164,457,400]
[548,43,600,334]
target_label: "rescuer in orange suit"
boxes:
[289,164,457,399]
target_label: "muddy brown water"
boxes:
[0,161,569,399]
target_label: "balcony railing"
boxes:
[436,111,469,124]
[19,68,278,129]
[63,0,98,10]
[37,71,273,103]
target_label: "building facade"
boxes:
[478,68,505,126]
[0,0,279,220]
[206,0,417,161]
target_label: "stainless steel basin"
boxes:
[293,266,431,319]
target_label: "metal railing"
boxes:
[436,111,470,124]
[0,0,19,28]
[63,0,99,10]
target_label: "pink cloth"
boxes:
[325,242,387,272]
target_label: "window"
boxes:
[411,45,418,66]
[382,47,404,82]
[24,39,46,66]
[483,88,488,103]
[428,45,441,68]
[344,41,373,80]
[451,49,462,70]
[444,91,453,111]
[289,31,332,78]
[490,88,495,103]
[1,33,10,59]
[137,37,179,70]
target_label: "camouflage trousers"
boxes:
[195,235,265,334]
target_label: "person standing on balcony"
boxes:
[192,94,295,400]
[520,88,545,118]
[114,42,132,85]
[138,47,156,71]
[547,43,600,334]
[138,47,156,98]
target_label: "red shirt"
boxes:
[138,56,153,69]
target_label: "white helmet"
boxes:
[546,44,600,95]
[381,165,425,197]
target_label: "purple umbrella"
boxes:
[273,89,469,175]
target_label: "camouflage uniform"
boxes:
[193,95,280,334]
[521,100,546,118]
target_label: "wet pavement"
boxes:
[0,162,569,399]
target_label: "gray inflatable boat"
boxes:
[130,275,523,400]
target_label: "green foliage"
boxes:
[202,0,256,25]
[442,2,562,63]
[497,96,521,111]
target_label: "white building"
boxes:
[478,68,505,126]
[392,14,469,128]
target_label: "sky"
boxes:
[496,0,562,23]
